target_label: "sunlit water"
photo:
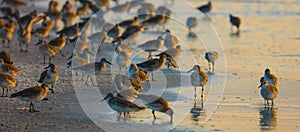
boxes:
[32,0,300,131]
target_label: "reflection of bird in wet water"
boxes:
[190,94,204,121]
[188,65,208,98]
[260,68,278,88]
[229,14,241,34]
[10,84,49,113]
[137,94,174,123]
[38,64,59,93]
[258,80,278,107]
[102,93,145,120]
[0,72,17,97]
[259,108,277,131]
[137,54,167,81]
[205,51,218,74]
[186,17,198,36]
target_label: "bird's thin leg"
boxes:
[25,44,28,52]
[86,75,90,85]
[19,42,23,51]
[151,72,155,81]
[201,86,204,98]
[119,66,121,74]
[49,57,51,64]
[43,56,46,64]
[91,76,95,86]
[231,25,233,33]
[29,102,33,112]
[152,110,156,119]
[49,85,54,93]
[208,63,211,73]
[212,62,215,74]
[7,40,10,48]
[271,100,274,108]
[194,86,197,98]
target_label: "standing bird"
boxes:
[0,72,16,97]
[142,15,166,30]
[115,47,131,73]
[127,63,148,83]
[187,65,208,98]
[137,54,167,81]
[48,34,67,57]
[197,1,212,14]
[0,17,14,48]
[205,51,218,74]
[137,94,174,123]
[31,17,53,40]
[107,24,121,40]
[38,64,59,93]
[162,29,178,49]
[73,58,112,85]
[0,51,13,64]
[258,80,278,107]
[10,84,49,112]
[157,45,182,68]
[229,14,241,34]
[186,17,198,36]
[102,93,145,119]
[35,40,58,64]
[17,15,45,52]
[260,68,278,88]
[118,17,139,29]
[137,36,164,59]
[0,59,20,76]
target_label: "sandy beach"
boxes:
[0,0,300,131]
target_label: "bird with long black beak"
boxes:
[73,58,112,85]
[187,65,208,98]
[258,80,278,108]
[38,63,59,93]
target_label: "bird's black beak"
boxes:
[187,68,193,73]
[105,60,112,65]
[44,65,50,69]
[258,83,263,88]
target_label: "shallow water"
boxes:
[22,0,300,131]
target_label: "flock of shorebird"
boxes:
[0,0,278,124]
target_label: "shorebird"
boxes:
[186,17,198,36]
[157,45,182,68]
[76,3,89,16]
[205,51,218,74]
[73,58,112,85]
[197,1,212,14]
[45,0,61,31]
[35,40,58,64]
[102,93,145,119]
[162,29,178,49]
[0,51,13,64]
[117,25,145,41]
[56,23,81,39]
[0,17,14,48]
[31,17,53,40]
[14,10,38,27]
[142,15,166,30]
[137,53,167,81]
[187,65,208,98]
[0,72,17,97]
[115,47,131,73]
[118,17,139,29]
[48,34,67,57]
[258,80,278,107]
[62,11,79,27]
[137,94,174,123]
[0,59,20,76]
[229,14,241,34]
[38,64,59,93]
[260,68,278,88]
[156,6,172,28]
[127,63,148,83]
[61,1,74,13]
[17,15,45,52]
[137,36,164,59]
[107,24,121,40]
[10,83,49,112]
